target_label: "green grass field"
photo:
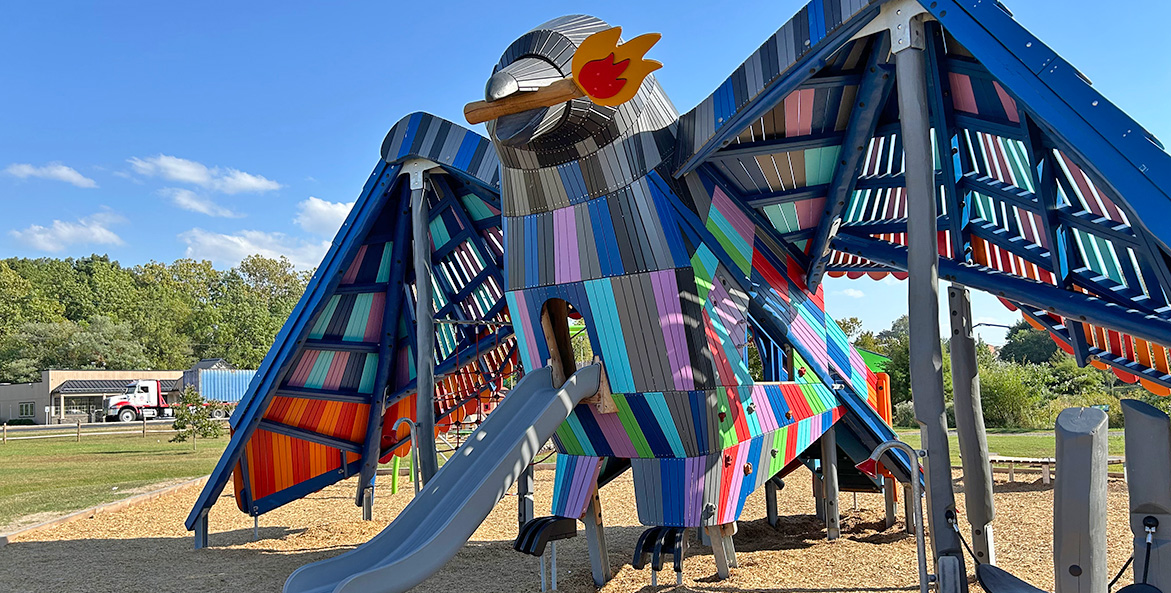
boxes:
[0,432,228,531]
[896,431,1125,464]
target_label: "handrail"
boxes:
[391,418,421,495]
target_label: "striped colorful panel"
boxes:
[674,0,875,172]
[549,455,603,519]
[555,382,837,460]
[612,407,841,527]
[240,430,362,503]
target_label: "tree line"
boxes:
[847,315,1151,428]
[0,254,309,384]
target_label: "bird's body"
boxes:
[489,15,874,529]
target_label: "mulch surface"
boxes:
[0,467,1134,593]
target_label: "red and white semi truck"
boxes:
[103,380,175,422]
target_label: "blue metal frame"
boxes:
[806,45,896,292]
[673,3,883,177]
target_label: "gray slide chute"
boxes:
[284,364,601,593]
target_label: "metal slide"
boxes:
[284,364,602,593]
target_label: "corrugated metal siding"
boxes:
[192,369,256,403]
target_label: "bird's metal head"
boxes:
[484,15,672,157]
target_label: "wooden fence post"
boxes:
[76,420,81,443]
[2,423,6,444]
[142,419,147,438]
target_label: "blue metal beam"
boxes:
[355,181,412,507]
[258,419,362,454]
[710,131,846,162]
[831,233,1171,347]
[806,45,896,292]
[921,0,1171,253]
[275,387,369,404]
[926,22,969,264]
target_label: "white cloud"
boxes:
[295,196,353,236]
[5,162,97,188]
[179,228,328,269]
[127,155,281,194]
[160,188,242,218]
[10,211,124,252]
[836,288,865,299]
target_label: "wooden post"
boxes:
[1054,407,1108,593]
[142,418,147,438]
[76,420,81,443]
[2,422,6,444]
[1008,463,1015,482]
[706,525,732,579]
[1044,462,1052,486]
[582,491,612,586]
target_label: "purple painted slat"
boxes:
[659,270,695,390]
[565,456,591,517]
[752,385,779,432]
[588,406,638,458]
[650,270,689,391]
[563,207,581,283]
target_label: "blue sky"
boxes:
[3,1,1169,344]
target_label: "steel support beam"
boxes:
[410,164,440,486]
[947,284,996,564]
[893,9,968,590]
[820,427,841,540]
[807,44,896,292]
[831,232,1171,350]
[355,182,412,510]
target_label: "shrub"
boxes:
[5,418,35,426]
[893,401,916,428]
[890,400,954,428]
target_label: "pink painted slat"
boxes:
[364,292,385,343]
[798,89,815,136]
[948,73,978,113]
[322,352,349,391]
[992,82,1020,123]
[342,245,367,285]
[287,351,320,388]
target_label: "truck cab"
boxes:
[103,380,173,422]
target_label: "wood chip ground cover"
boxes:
[0,467,1134,593]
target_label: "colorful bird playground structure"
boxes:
[186,1,1171,592]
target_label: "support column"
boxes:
[518,463,535,529]
[582,491,612,587]
[766,479,780,527]
[194,510,209,550]
[1055,407,1108,593]
[821,428,840,540]
[949,284,996,563]
[895,10,967,590]
[412,177,439,485]
[884,476,898,530]
[812,467,825,521]
[904,483,915,534]
[1121,400,1171,591]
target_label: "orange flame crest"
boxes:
[571,27,662,107]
